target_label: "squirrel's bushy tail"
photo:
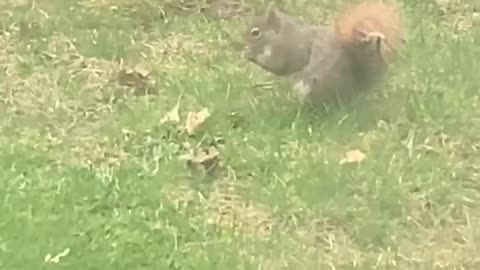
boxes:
[334,0,405,63]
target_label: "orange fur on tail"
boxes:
[334,1,405,62]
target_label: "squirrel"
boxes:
[242,0,406,106]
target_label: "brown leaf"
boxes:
[117,63,154,95]
[134,63,150,78]
[179,146,219,171]
[161,102,180,123]
[185,108,210,135]
[339,149,366,164]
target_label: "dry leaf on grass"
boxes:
[133,63,150,78]
[339,149,366,164]
[117,63,154,95]
[185,108,210,135]
[117,65,149,84]
[161,102,180,123]
[179,146,219,171]
[44,248,70,264]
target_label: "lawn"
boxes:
[0,0,479,269]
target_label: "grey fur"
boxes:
[243,5,388,106]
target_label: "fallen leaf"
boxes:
[339,149,366,164]
[179,146,219,171]
[117,68,149,87]
[161,102,180,123]
[116,63,155,96]
[134,63,150,78]
[185,108,210,135]
[44,248,70,264]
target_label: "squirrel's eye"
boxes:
[250,27,261,38]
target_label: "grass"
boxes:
[0,0,479,268]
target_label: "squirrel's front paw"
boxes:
[292,80,311,103]
[359,31,385,42]
[358,31,392,59]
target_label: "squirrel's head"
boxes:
[243,2,282,68]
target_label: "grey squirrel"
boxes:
[243,1,406,106]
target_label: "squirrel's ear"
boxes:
[265,2,280,31]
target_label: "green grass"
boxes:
[1,0,479,269]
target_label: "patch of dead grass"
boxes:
[0,32,22,80]
[434,0,475,32]
[140,33,211,72]
[399,213,480,268]
[80,0,251,19]
[43,34,119,89]
[267,208,480,268]
[0,32,130,168]
[189,185,480,269]
[163,180,274,239]
[0,0,30,7]
[80,0,160,10]
[205,180,274,238]
[67,135,129,168]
